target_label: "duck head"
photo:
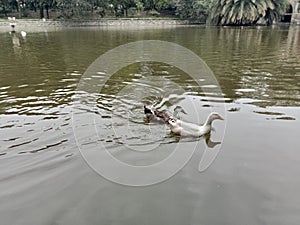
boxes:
[174,106,187,114]
[173,105,187,119]
[205,112,224,125]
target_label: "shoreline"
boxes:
[0,19,295,33]
[0,19,198,32]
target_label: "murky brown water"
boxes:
[0,25,299,225]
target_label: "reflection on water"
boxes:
[0,26,300,225]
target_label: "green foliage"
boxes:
[149,8,160,16]
[208,0,288,25]
[0,0,289,24]
[191,0,211,20]
[55,0,93,18]
[95,7,106,17]
[175,0,192,19]
[135,0,144,12]
[143,0,174,10]
[0,0,10,16]
[175,0,211,21]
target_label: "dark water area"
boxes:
[0,26,299,225]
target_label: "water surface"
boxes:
[0,25,300,225]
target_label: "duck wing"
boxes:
[144,105,170,123]
[176,120,200,131]
[154,110,170,122]
[170,120,211,137]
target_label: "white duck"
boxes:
[168,112,224,137]
[20,31,27,37]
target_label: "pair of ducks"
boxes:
[144,105,224,137]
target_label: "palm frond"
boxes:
[209,0,288,25]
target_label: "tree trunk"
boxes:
[4,6,7,17]
[18,2,22,18]
[40,5,44,19]
[46,4,49,19]
[34,0,37,12]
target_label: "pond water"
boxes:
[0,25,300,225]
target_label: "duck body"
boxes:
[173,119,201,131]
[144,105,168,123]
[168,112,224,137]
[144,105,186,124]
[168,120,211,137]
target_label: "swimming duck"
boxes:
[144,105,187,123]
[168,112,224,137]
[20,31,27,37]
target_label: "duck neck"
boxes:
[204,116,214,126]
[173,111,179,119]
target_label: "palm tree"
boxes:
[208,0,288,26]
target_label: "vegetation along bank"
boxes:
[1,0,299,26]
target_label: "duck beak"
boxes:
[182,109,187,114]
[219,115,224,120]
